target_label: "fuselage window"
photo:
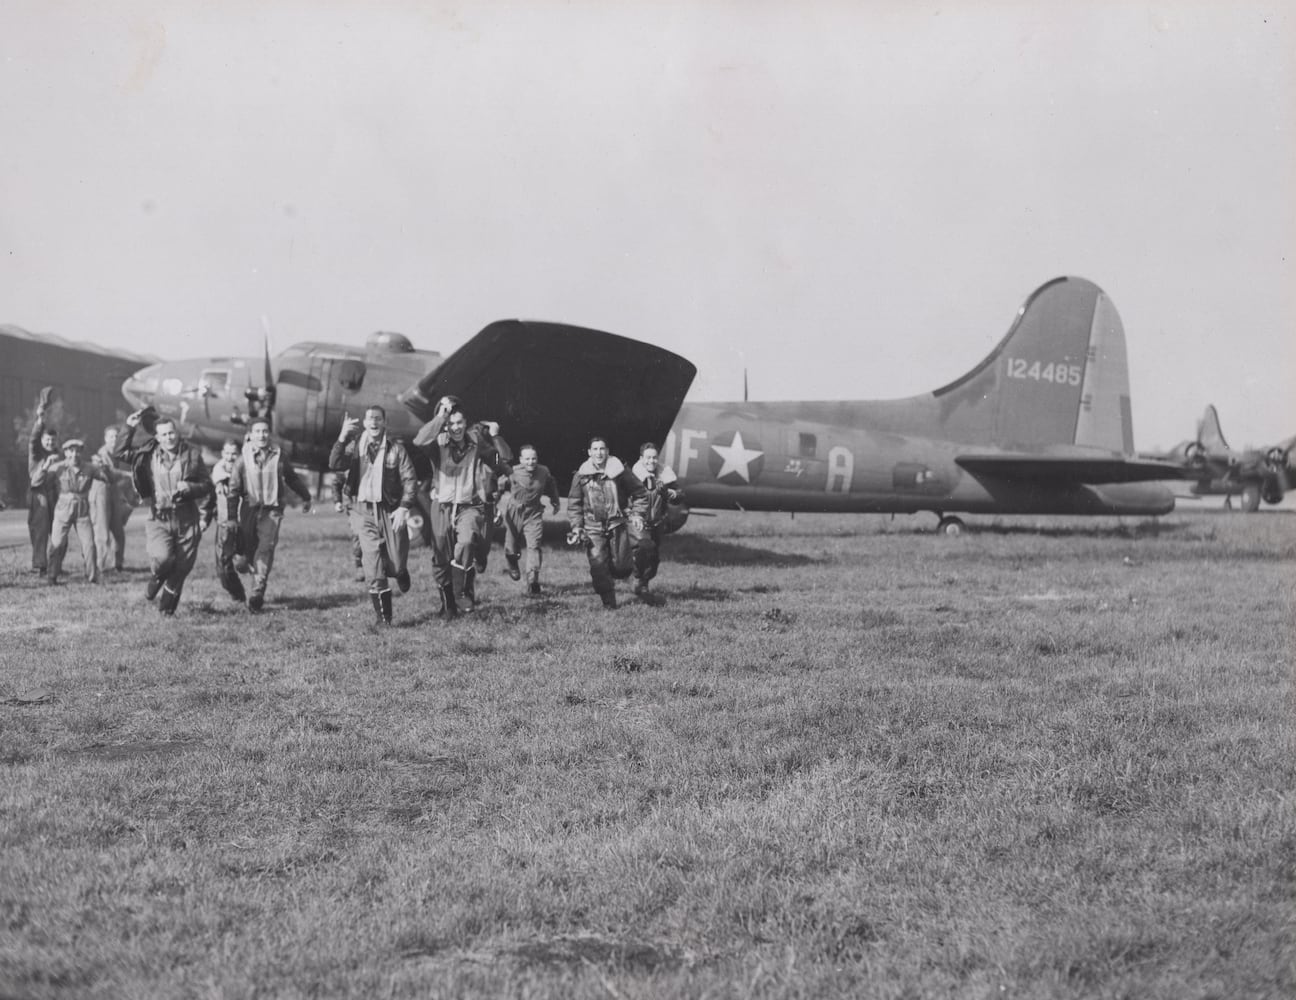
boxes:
[799,433,817,458]
[199,369,230,397]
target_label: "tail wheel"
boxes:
[1239,482,1262,512]
[937,515,965,536]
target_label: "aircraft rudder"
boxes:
[934,277,1123,449]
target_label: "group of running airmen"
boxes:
[19,389,685,624]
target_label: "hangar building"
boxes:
[1,324,155,507]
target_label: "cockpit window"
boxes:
[337,360,366,392]
[200,369,230,397]
[799,433,817,457]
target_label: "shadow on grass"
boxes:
[666,585,728,603]
[958,520,1190,539]
[274,592,366,612]
[663,536,817,567]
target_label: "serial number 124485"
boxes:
[1005,358,1083,386]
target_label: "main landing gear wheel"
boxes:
[937,515,965,536]
[1239,482,1261,513]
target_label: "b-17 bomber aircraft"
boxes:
[1143,404,1295,512]
[120,324,698,478]
[122,275,1184,533]
[658,275,1184,533]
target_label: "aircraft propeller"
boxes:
[243,315,277,429]
[1264,437,1296,491]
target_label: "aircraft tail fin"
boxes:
[932,277,1135,452]
[1197,404,1229,453]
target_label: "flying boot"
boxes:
[221,567,247,603]
[452,564,476,613]
[369,587,392,626]
[505,553,521,581]
[146,556,174,601]
[439,582,459,620]
[158,583,181,617]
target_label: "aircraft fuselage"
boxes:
[122,337,441,467]
[663,401,1174,517]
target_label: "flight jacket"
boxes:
[568,456,648,530]
[329,433,418,509]
[114,424,215,519]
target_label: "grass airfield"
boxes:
[1,506,1292,999]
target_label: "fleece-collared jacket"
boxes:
[567,456,648,530]
[115,424,215,518]
[329,433,418,509]
[631,459,684,528]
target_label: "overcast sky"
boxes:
[2,1,1291,449]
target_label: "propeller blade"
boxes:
[259,315,277,428]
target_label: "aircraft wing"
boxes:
[955,453,1191,485]
[397,320,696,480]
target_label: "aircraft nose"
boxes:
[122,363,163,409]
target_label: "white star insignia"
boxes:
[710,431,763,483]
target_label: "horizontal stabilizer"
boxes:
[399,320,696,478]
[956,453,1189,485]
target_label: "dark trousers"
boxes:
[633,523,662,584]
[430,502,485,588]
[145,504,203,603]
[214,519,245,600]
[583,519,633,595]
[28,489,53,571]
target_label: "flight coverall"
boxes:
[236,442,313,609]
[89,443,137,573]
[116,426,215,616]
[329,431,418,624]
[26,417,58,573]
[567,456,649,607]
[630,457,685,592]
[211,456,247,602]
[35,457,107,583]
[502,463,561,590]
[414,413,511,614]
